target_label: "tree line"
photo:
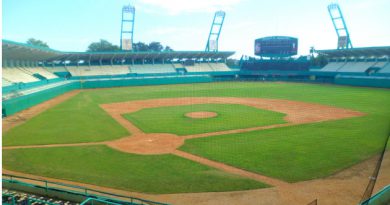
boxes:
[25,38,173,52]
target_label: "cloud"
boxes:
[138,0,243,15]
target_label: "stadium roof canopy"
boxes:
[316,46,390,59]
[2,40,235,63]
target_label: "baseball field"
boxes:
[2,82,390,195]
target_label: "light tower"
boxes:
[327,3,352,49]
[205,11,226,52]
[120,4,135,51]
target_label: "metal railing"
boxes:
[2,174,168,205]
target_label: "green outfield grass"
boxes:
[3,94,129,146]
[123,104,286,136]
[179,116,389,182]
[3,82,390,192]
[2,145,268,194]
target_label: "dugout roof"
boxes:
[317,46,390,58]
[2,40,235,63]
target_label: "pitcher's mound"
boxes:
[185,112,218,119]
[107,133,184,155]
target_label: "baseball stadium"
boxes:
[2,1,390,205]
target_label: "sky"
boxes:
[2,0,390,58]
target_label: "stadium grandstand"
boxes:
[1,39,237,117]
[2,2,390,204]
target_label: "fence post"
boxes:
[45,181,48,193]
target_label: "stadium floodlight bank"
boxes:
[327,3,353,49]
[205,11,226,52]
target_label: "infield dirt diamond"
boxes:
[100,97,363,155]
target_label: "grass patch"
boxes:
[180,115,390,182]
[3,82,390,185]
[123,104,286,136]
[3,93,129,146]
[2,146,268,194]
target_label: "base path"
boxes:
[3,96,370,204]
[3,151,389,205]
[99,97,364,153]
[172,150,289,187]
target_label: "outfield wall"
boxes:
[80,75,213,89]
[2,75,213,117]
[335,75,390,88]
[3,72,390,117]
[2,82,79,116]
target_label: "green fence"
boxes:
[2,76,213,117]
[80,75,213,89]
[360,185,390,205]
[2,82,79,117]
[335,76,390,88]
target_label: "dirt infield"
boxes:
[107,133,185,155]
[99,97,364,153]
[4,95,377,205]
[185,111,218,119]
[4,97,364,186]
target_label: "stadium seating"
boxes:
[2,78,14,87]
[44,66,69,73]
[2,68,40,83]
[185,63,215,72]
[377,62,390,74]
[337,62,376,73]
[129,64,176,74]
[209,63,231,71]
[2,189,76,205]
[173,63,185,69]
[66,65,130,76]
[19,67,59,79]
[241,60,310,71]
[373,61,388,68]
[319,62,346,72]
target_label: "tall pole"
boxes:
[120,5,135,51]
[205,11,226,52]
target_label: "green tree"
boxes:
[26,38,49,48]
[87,39,119,52]
[164,46,174,52]
[133,42,149,52]
[148,42,164,52]
[311,54,328,67]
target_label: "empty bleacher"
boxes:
[173,63,184,69]
[2,78,14,87]
[337,61,376,73]
[377,62,390,74]
[209,63,231,71]
[130,64,176,74]
[19,67,59,79]
[44,66,69,73]
[319,62,346,72]
[185,63,214,72]
[373,61,388,69]
[2,68,39,83]
[66,65,130,76]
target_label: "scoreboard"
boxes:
[255,36,298,57]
